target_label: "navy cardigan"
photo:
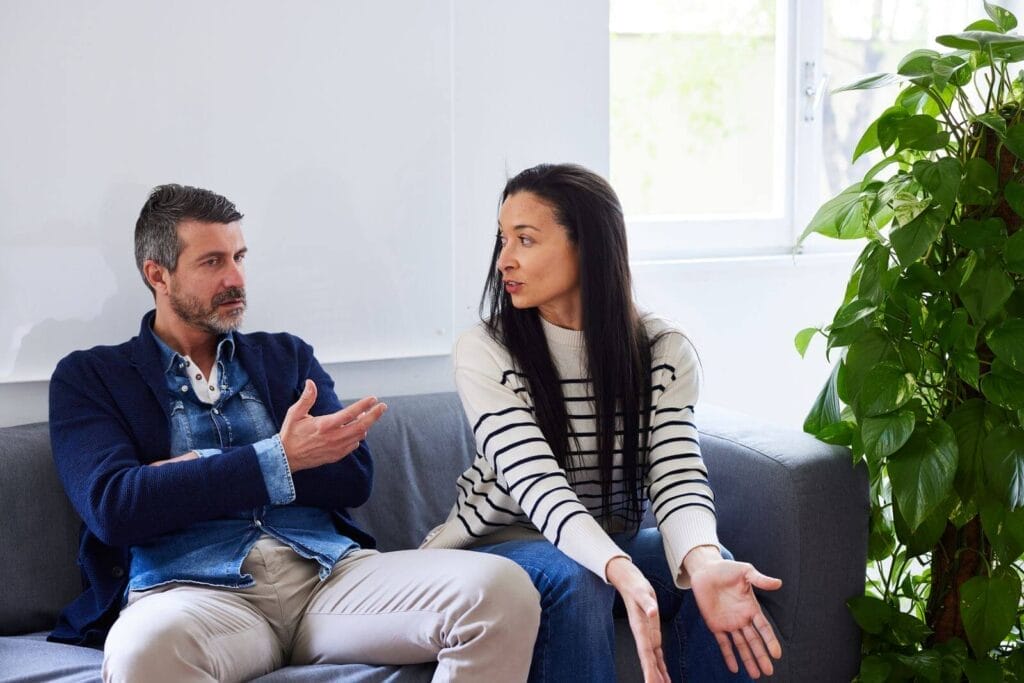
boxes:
[47,311,375,647]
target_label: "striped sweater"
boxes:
[421,315,719,588]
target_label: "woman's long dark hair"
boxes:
[482,163,653,528]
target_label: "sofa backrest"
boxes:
[0,392,475,636]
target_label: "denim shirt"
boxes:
[126,329,358,592]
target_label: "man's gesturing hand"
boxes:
[279,380,387,473]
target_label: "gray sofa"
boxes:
[0,392,868,682]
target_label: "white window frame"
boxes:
[618,0,854,262]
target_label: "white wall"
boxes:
[0,1,848,430]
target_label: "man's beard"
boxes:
[169,287,247,335]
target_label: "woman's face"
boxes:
[496,191,581,329]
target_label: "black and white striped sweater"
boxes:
[421,316,719,588]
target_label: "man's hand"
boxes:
[684,546,783,679]
[279,380,388,473]
[606,556,671,683]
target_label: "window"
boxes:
[611,0,985,260]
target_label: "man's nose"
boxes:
[224,260,245,288]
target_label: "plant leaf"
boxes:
[959,567,1022,655]
[974,112,1008,137]
[852,119,880,163]
[980,500,1024,563]
[833,299,878,329]
[987,319,1024,372]
[888,419,958,531]
[982,423,1024,507]
[948,399,999,500]
[961,158,998,205]
[858,362,916,418]
[798,182,873,243]
[794,327,819,358]
[914,157,962,208]
[842,329,898,404]
[985,0,1018,31]
[959,258,1014,322]
[804,362,842,436]
[981,361,1024,412]
[862,409,916,460]
[948,218,1006,249]
[963,656,1005,683]
[936,30,1024,51]
[1004,230,1024,272]
[847,594,894,634]
[898,49,941,77]
[833,72,903,94]
[1002,180,1024,218]
[891,207,945,264]
[1004,123,1024,159]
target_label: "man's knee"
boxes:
[103,603,207,682]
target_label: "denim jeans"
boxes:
[474,528,753,683]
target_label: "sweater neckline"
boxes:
[540,315,584,349]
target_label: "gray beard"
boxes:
[168,287,246,335]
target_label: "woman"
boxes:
[422,164,782,682]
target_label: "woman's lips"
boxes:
[504,281,523,294]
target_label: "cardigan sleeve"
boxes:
[454,329,628,582]
[48,352,273,548]
[645,329,721,588]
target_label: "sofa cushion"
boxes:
[0,423,83,636]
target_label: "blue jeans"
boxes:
[474,528,752,683]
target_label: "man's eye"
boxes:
[205,258,219,266]
[235,253,246,262]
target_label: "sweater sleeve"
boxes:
[454,331,629,581]
[646,330,721,588]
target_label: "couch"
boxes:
[0,392,868,682]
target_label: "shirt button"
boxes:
[195,373,202,380]
[209,385,216,392]
[180,385,189,393]
[254,520,263,528]
[184,360,191,367]
[111,566,125,578]
[212,408,220,415]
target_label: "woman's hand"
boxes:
[684,546,783,679]
[606,557,671,683]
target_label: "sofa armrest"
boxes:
[697,404,869,682]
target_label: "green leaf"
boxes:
[799,182,874,243]
[833,299,877,329]
[894,649,943,680]
[959,258,1014,322]
[896,117,947,152]
[867,505,896,561]
[862,409,916,460]
[877,109,909,151]
[952,349,981,389]
[858,242,891,304]
[981,361,1024,412]
[842,330,898,404]
[949,400,999,500]
[963,656,1004,683]
[794,327,819,358]
[914,157,962,208]
[985,0,1018,31]
[833,72,903,94]
[817,420,856,446]
[1002,180,1024,218]
[892,193,932,227]
[1004,123,1024,159]
[961,158,998,205]
[983,423,1024,507]
[891,207,945,264]
[980,500,1024,563]
[933,55,973,88]
[960,567,1022,655]
[1004,230,1024,272]
[939,308,972,352]
[936,31,1024,51]
[898,49,941,77]
[888,419,959,531]
[848,594,894,634]
[858,655,893,683]
[975,112,1008,137]
[804,362,842,435]
[948,218,1007,249]
[893,491,953,555]
[852,119,880,163]
[988,319,1024,372]
[858,362,916,418]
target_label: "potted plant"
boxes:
[797,2,1024,680]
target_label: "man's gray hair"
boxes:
[134,184,244,293]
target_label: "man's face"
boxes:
[165,220,248,335]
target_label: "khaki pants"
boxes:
[103,537,540,683]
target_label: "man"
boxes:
[48,184,540,682]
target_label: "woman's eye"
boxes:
[498,235,508,247]
[520,236,534,246]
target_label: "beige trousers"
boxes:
[103,537,540,683]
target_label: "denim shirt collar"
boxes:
[148,322,236,377]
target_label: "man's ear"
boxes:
[143,260,170,294]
